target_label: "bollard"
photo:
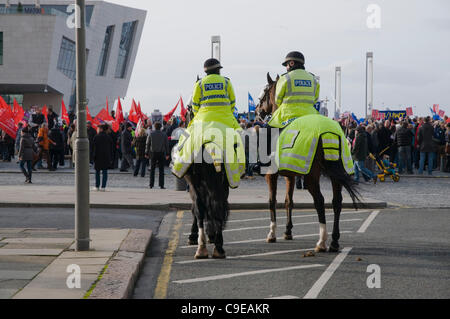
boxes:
[175,177,187,191]
[440,156,445,172]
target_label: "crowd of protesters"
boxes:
[1,105,450,188]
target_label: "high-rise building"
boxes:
[0,0,146,115]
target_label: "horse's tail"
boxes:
[321,156,362,210]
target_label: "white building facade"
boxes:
[0,0,146,115]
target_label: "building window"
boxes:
[115,21,137,79]
[97,25,114,76]
[0,32,3,65]
[57,37,76,80]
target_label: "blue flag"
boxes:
[351,113,363,125]
[248,93,256,112]
[233,106,239,120]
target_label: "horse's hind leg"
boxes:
[212,231,226,259]
[195,218,209,259]
[188,211,198,245]
[266,174,278,243]
[305,173,328,252]
[284,175,295,240]
[329,179,343,252]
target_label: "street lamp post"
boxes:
[335,66,341,119]
[365,52,374,119]
[211,35,221,61]
[75,0,90,251]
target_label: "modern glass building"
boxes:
[0,0,146,115]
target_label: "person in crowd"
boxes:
[132,127,148,177]
[377,120,393,155]
[352,125,376,184]
[32,123,55,171]
[445,123,450,172]
[1,129,14,162]
[15,122,24,163]
[92,124,113,191]
[434,121,446,171]
[417,116,436,175]
[48,124,65,170]
[18,127,35,184]
[413,117,424,169]
[120,122,134,172]
[47,107,58,130]
[30,107,45,137]
[394,121,414,174]
[107,124,119,169]
[145,122,169,189]
[69,122,77,167]
[87,121,97,165]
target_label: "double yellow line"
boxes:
[153,210,185,299]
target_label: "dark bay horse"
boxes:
[178,108,230,259]
[255,73,360,252]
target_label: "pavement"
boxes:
[0,228,152,299]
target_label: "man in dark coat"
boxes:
[48,124,65,170]
[93,124,113,191]
[352,126,376,184]
[377,120,393,155]
[394,121,414,174]
[87,121,97,165]
[417,116,436,175]
[145,122,169,189]
[47,107,59,130]
[120,122,134,172]
[18,127,35,183]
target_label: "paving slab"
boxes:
[0,270,41,280]
[0,249,63,256]
[2,238,74,245]
[0,289,17,299]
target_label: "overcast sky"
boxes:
[107,0,450,117]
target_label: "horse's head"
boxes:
[255,72,279,121]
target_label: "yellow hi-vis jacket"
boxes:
[268,69,320,128]
[276,114,354,175]
[171,75,245,188]
[192,74,236,117]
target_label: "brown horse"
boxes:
[255,73,360,253]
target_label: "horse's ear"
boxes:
[196,75,200,82]
[276,74,280,81]
[267,72,274,85]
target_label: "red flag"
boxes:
[371,109,378,120]
[106,97,110,115]
[180,97,187,122]
[42,105,48,123]
[86,106,98,130]
[138,102,148,121]
[61,100,70,125]
[164,99,180,122]
[114,98,125,131]
[13,98,24,126]
[128,99,140,123]
[438,110,445,118]
[0,96,17,139]
[406,107,413,117]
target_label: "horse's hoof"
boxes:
[314,245,327,253]
[194,246,209,259]
[266,237,277,243]
[212,248,226,259]
[328,245,339,253]
[284,233,293,240]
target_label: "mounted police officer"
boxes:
[268,51,320,128]
[191,58,238,128]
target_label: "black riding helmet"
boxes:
[204,58,223,72]
[282,51,305,66]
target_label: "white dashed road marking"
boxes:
[176,248,315,264]
[173,264,324,284]
[357,210,380,233]
[303,247,352,299]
